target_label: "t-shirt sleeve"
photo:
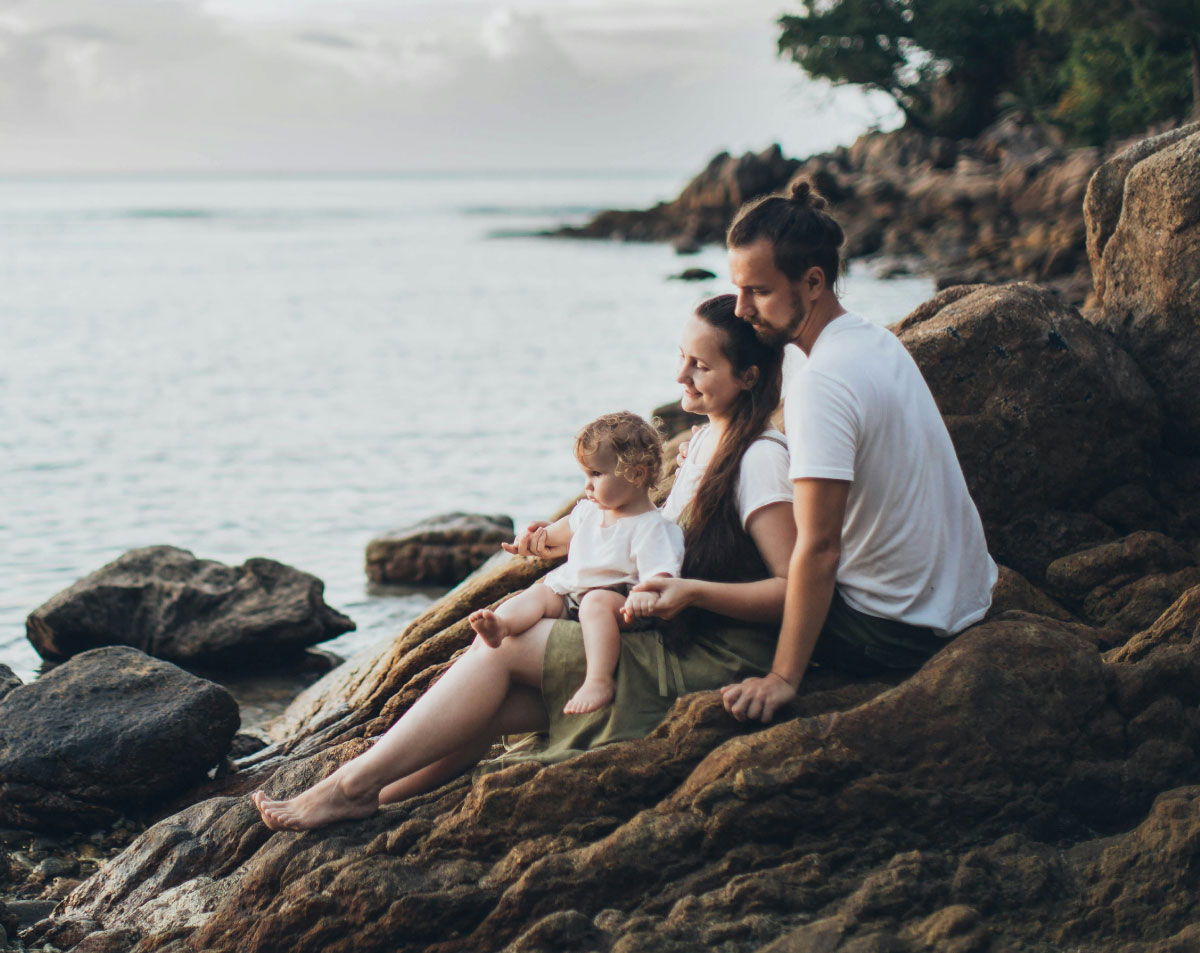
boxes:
[735,437,793,528]
[633,516,685,582]
[568,498,595,532]
[785,369,859,482]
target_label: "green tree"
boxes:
[778,0,1198,143]
[1022,0,1198,137]
[777,0,1043,137]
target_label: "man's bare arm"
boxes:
[721,478,849,722]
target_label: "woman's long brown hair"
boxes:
[678,294,785,586]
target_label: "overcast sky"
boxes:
[0,0,901,173]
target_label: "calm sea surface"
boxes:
[0,173,934,682]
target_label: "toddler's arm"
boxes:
[502,516,572,559]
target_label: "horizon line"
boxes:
[0,167,690,182]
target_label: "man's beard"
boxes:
[753,297,808,347]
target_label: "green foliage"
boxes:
[778,0,1039,137]
[778,0,1199,143]
[1053,29,1192,141]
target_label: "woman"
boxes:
[254,294,795,831]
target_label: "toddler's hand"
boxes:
[621,590,659,624]
[675,424,702,468]
[501,521,551,558]
[627,576,693,620]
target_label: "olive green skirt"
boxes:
[490,618,777,768]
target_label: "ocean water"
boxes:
[0,173,934,682]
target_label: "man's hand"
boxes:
[627,576,696,620]
[501,521,552,558]
[621,589,659,624]
[720,672,796,723]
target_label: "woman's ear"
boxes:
[741,365,760,390]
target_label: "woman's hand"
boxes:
[627,576,696,620]
[502,521,553,558]
[720,672,796,723]
[621,590,659,624]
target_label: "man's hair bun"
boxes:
[789,179,827,211]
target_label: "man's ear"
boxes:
[805,265,826,296]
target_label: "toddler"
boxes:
[469,411,685,714]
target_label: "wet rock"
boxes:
[0,667,18,704]
[0,647,239,831]
[229,733,269,760]
[895,282,1160,576]
[32,857,76,884]
[1085,121,1200,452]
[25,546,354,668]
[365,513,516,586]
[5,898,57,928]
[668,267,716,281]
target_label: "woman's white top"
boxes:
[543,499,685,596]
[662,425,793,530]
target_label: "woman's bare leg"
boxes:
[469,583,563,647]
[376,684,547,804]
[254,620,555,831]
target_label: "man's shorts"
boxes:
[810,589,951,675]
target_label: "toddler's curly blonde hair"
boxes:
[574,412,664,489]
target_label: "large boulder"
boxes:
[365,513,516,586]
[25,546,354,667]
[894,282,1161,577]
[1084,121,1200,451]
[0,646,239,831]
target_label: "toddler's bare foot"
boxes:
[469,609,511,648]
[251,774,379,832]
[563,678,614,714]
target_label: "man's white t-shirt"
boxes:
[662,425,792,530]
[543,499,685,596]
[784,312,997,636]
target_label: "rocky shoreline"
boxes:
[1,121,1199,952]
[554,116,1188,308]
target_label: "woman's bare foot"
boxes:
[469,609,511,648]
[251,773,380,832]
[563,678,614,714]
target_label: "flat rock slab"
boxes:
[26,546,355,668]
[0,646,239,832]
[366,512,514,585]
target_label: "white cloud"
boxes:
[0,0,901,172]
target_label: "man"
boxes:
[719,180,997,723]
